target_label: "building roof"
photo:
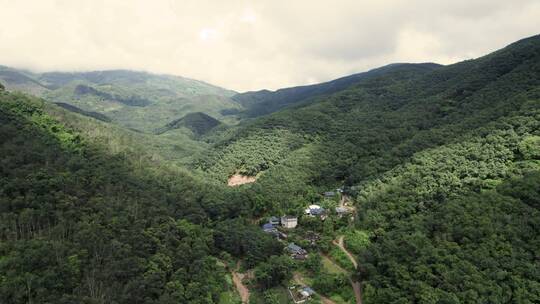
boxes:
[269,216,280,222]
[302,287,315,296]
[262,223,274,230]
[281,215,297,221]
[335,207,349,213]
[287,243,304,253]
[310,207,325,215]
[305,204,325,215]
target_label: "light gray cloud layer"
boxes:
[0,0,538,91]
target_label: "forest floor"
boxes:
[227,174,257,186]
[231,262,250,303]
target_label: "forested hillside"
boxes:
[232,63,440,117]
[0,67,241,132]
[0,87,285,303]
[1,33,539,304]
[196,35,540,302]
[156,112,222,137]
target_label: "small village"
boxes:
[228,188,362,304]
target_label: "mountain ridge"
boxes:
[0,34,539,304]
[0,66,241,132]
[232,62,442,117]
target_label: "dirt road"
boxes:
[231,262,250,303]
[350,280,362,304]
[333,236,362,304]
[333,236,358,269]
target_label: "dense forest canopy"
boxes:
[0,89,280,303]
[1,34,539,304]
[195,34,540,302]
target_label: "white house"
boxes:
[281,215,298,228]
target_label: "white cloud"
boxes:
[0,0,538,91]
[199,28,218,42]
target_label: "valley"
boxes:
[1,34,539,304]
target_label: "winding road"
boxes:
[333,236,358,269]
[335,195,363,304]
[332,236,362,304]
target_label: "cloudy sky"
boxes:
[0,0,539,91]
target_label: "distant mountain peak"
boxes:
[155,112,221,136]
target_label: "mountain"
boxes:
[196,35,540,302]
[0,66,49,95]
[1,34,539,304]
[232,63,441,117]
[0,67,241,132]
[54,102,112,122]
[0,86,283,303]
[156,112,221,136]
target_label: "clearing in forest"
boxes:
[228,174,257,186]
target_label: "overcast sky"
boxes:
[0,0,539,91]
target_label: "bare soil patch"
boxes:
[228,174,257,187]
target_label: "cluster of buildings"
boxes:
[262,215,298,230]
[261,215,298,239]
[261,188,352,302]
[261,190,354,239]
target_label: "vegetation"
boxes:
[54,102,112,122]
[328,248,355,272]
[343,230,370,254]
[196,129,308,181]
[197,34,540,302]
[0,90,274,303]
[232,63,440,117]
[0,67,241,132]
[156,112,221,137]
[1,34,540,303]
[254,256,293,289]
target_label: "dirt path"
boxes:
[333,236,358,269]
[293,273,336,304]
[350,280,362,304]
[333,236,362,304]
[231,262,250,303]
